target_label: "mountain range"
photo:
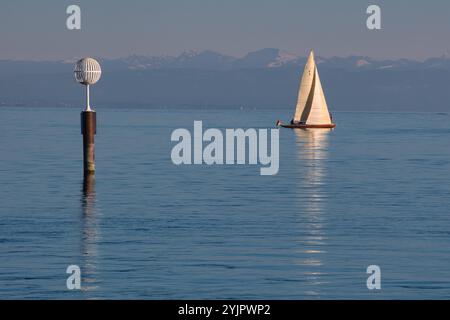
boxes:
[1,48,450,111]
[99,48,450,71]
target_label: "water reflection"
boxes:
[81,173,100,293]
[294,129,330,297]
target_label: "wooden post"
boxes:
[81,111,97,174]
[83,172,95,196]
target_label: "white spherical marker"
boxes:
[74,58,102,111]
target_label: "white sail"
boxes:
[293,51,315,123]
[292,51,332,125]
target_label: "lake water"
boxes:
[1,106,450,299]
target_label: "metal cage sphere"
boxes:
[74,58,102,85]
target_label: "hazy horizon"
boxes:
[2,47,450,63]
[1,0,450,61]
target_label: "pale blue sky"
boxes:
[1,0,450,60]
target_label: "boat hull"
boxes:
[278,123,336,129]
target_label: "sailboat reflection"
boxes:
[81,173,100,293]
[294,128,330,297]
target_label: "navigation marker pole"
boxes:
[74,58,102,175]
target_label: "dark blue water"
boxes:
[1,106,450,299]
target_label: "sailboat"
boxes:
[277,50,336,129]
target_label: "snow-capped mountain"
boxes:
[232,48,297,68]
[104,48,302,70]
[101,49,450,71]
[104,50,236,70]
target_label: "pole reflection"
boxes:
[294,128,331,297]
[81,173,100,293]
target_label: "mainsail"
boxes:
[292,51,332,125]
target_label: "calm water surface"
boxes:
[1,106,450,299]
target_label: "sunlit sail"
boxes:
[277,50,335,129]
